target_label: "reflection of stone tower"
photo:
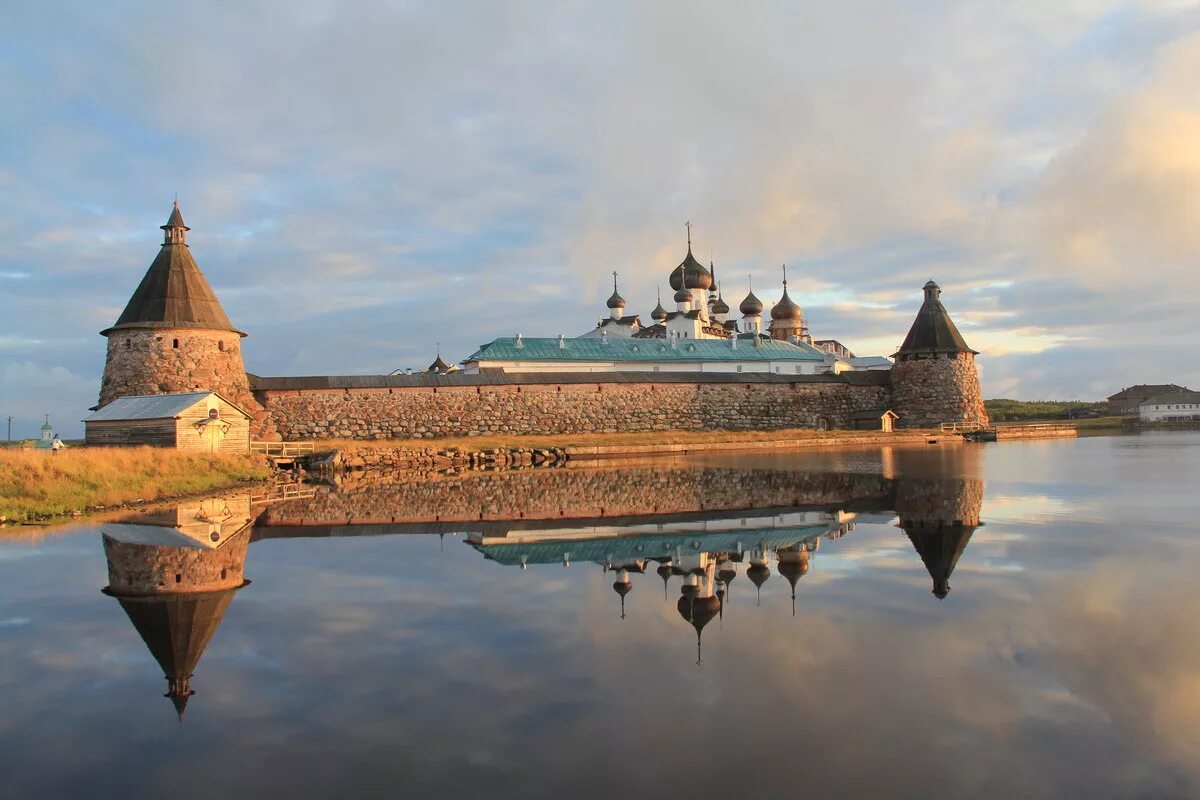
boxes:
[98,202,259,418]
[101,503,252,720]
[890,280,988,427]
[893,447,984,599]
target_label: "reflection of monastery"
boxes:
[100,448,985,709]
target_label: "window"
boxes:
[125,339,131,349]
[218,340,225,352]
[736,365,743,373]
[172,338,179,349]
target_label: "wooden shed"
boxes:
[852,409,900,432]
[84,392,251,453]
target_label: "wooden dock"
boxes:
[250,441,316,469]
[941,422,1077,442]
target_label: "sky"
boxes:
[2,1,1199,437]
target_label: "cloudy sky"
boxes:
[2,1,1198,436]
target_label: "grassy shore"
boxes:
[313,427,944,452]
[0,447,270,523]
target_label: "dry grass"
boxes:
[0,447,270,522]
[313,427,940,452]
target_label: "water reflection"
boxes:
[100,497,254,720]
[98,447,987,697]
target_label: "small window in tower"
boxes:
[175,573,182,584]
[125,339,131,349]
[218,340,225,352]
[172,338,179,349]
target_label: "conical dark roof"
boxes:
[428,355,450,373]
[102,204,245,337]
[894,281,975,356]
[904,526,976,599]
[771,288,803,321]
[112,586,242,717]
[740,290,763,316]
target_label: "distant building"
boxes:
[461,335,833,375]
[1108,384,1189,415]
[1138,390,1200,422]
[84,391,251,452]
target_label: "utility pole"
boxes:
[6,416,11,443]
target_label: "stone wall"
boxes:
[257,380,891,441]
[890,352,988,428]
[100,327,260,416]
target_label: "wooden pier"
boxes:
[941,421,1077,442]
[250,441,316,469]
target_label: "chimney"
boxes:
[515,333,524,348]
[731,336,737,350]
[558,334,566,349]
[754,335,762,348]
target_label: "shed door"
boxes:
[203,422,225,453]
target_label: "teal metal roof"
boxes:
[464,337,826,364]
[472,525,826,567]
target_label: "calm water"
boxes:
[2,434,1199,799]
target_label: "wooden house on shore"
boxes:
[84,392,250,452]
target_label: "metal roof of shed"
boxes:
[464,336,826,364]
[85,392,249,422]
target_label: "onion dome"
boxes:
[717,566,736,586]
[651,287,669,321]
[674,286,693,304]
[747,563,771,589]
[606,271,626,309]
[676,593,722,664]
[771,288,803,321]
[740,290,763,316]
[712,293,730,316]
[778,558,809,588]
[669,248,714,292]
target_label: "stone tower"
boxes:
[98,202,258,414]
[890,280,988,427]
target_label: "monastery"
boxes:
[87,202,988,446]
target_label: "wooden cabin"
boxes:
[84,392,251,452]
[852,409,899,432]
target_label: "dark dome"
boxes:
[739,291,763,316]
[606,290,626,309]
[747,563,771,588]
[669,249,713,292]
[651,301,668,321]
[771,289,803,322]
[778,558,809,587]
[612,580,632,598]
[674,287,693,304]
[717,567,736,584]
[676,594,721,633]
[712,295,730,315]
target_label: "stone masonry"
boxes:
[256,380,890,441]
[890,352,987,428]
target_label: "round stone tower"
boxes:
[890,280,988,428]
[98,202,258,414]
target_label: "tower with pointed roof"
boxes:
[98,202,259,416]
[890,280,988,427]
[768,265,808,342]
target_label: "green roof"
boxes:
[473,525,826,567]
[465,337,826,364]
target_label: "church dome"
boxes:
[739,291,763,316]
[669,249,713,292]
[606,289,626,310]
[651,301,668,321]
[674,286,693,304]
[771,289,803,322]
[712,294,730,315]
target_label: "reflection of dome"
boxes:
[778,558,809,588]
[747,562,770,606]
[676,593,722,665]
[903,525,976,599]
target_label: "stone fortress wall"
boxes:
[253,378,892,441]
